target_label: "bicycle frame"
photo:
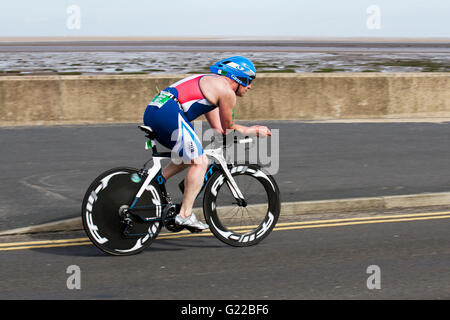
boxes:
[127,143,248,221]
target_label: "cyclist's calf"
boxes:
[179,154,208,218]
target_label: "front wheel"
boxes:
[203,164,280,247]
[81,167,164,256]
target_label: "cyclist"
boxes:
[143,56,271,231]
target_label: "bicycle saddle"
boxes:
[138,125,158,140]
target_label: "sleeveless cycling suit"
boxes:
[143,74,217,162]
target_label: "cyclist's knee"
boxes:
[191,154,208,168]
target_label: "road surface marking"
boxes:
[1,211,449,251]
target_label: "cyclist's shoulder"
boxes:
[200,75,233,94]
[200,76,235,106]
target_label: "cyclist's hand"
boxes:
[251,125,272,137]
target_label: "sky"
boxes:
[0,0,449,38]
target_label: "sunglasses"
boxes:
[237,76,254,86]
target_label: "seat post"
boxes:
[145,136,158,154]
[149,138,158,155]
[140,125,160,155]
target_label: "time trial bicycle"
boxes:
[81,125,280,255]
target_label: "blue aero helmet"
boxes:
[209,56,256,87]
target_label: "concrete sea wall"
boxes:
[0,73,449,125]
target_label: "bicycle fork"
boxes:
[203,148,248,207]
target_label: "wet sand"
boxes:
[0,38,448,75]
[0,38,449,53]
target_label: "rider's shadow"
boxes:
[29,236,227,257]
[153,237,228,250]
[30,245,184,257]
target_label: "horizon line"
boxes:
[1,36,449,43]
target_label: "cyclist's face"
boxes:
[236,83,252,97]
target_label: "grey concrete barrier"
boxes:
[0,73,449,126]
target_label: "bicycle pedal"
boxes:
[165,222,185,233]
[185,227,203,233]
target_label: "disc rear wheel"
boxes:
[81,167,163,256]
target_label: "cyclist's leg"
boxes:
[144,103,208,227]
[171,114,209,222]
[178,153,208,219]
[161,161,189,180]
[156,108,207,184]
[173,155,209,230]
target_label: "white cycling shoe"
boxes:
[175,213,209,231]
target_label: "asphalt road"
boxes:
[1,121,449,301]
[0,209,449,300]
[0,121,450,231]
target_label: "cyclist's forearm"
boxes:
[229,124,257,136]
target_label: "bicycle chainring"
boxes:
[162,203,184,233]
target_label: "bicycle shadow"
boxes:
[29,234,228,257]
[155,237,228,249]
